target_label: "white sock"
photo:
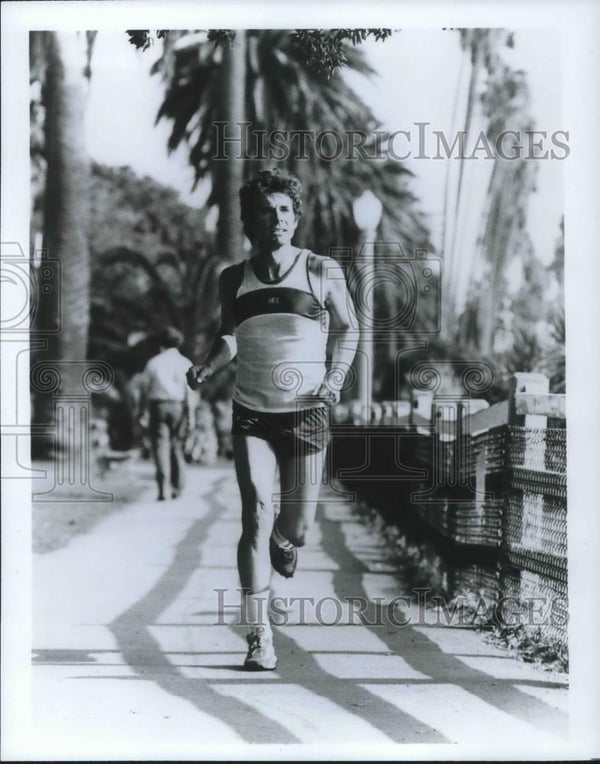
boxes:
[271,521,294,550]
[244,588,271,634]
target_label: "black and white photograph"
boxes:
[2,1,599,760]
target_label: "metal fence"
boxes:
[329,372,568,647]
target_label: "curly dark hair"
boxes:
[239,169,303,242]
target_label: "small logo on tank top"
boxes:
[267,296,279,304]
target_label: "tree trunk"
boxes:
[216,32,247,262]
[476,158,518,354]
[34,32,94,452]
[440,46,466,335]
[446,35,483,331]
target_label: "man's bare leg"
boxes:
[232,434,277,626]
[275,445,327,548]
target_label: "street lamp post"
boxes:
[352,190,383,424]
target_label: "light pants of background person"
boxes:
[149,400,186,498]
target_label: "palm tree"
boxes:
[148,29,429,259]
[91,243,222,366]
[441,29,513,333]
[131,28,433,397]
[31,31,97,452]
[216,32,246,260]
[503,326,544,376]
[473,63,536,353]
[440,29,540,357]
[474,143,537,353]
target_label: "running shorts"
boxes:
[231,401,331,454]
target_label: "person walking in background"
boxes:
[139,327,196,501]
[187,169,357,670]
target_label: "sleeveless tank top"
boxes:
[232,249,329,412]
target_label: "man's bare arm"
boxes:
[313,256,358,402]
[187,266,239,390]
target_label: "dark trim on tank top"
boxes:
[250,248,304,285]
[305,249,324,307]
[234,286,325,326]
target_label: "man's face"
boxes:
[252,192,298,249]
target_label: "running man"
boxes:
[187,169,357,670]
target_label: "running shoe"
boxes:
[269,535,298,578]
[244,627,277,671]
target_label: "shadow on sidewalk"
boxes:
[316,504,569,739]
[66,467,567,745]
[102,469,446,743]
[108,474,297,744]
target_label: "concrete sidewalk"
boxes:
[28,460,568,758]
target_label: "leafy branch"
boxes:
[289,29,393,76]
[127,28,393,76]
[126,30,169,52]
